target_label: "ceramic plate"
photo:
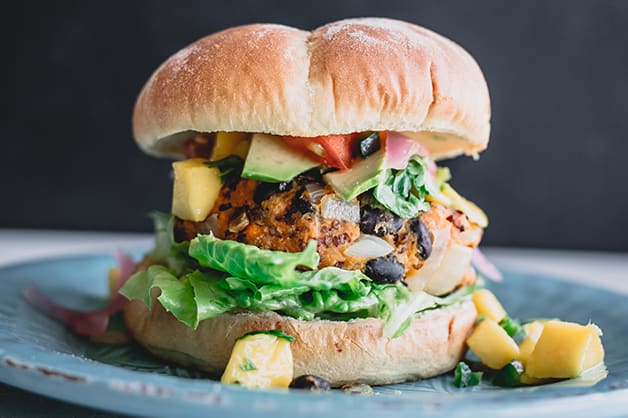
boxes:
[1,253,627,418]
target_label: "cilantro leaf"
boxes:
[372,157,431,218]
[205,156,244,180]
[239,357,257,372]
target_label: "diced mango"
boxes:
[467,319,520,370]
[221,333,294,388]
[171,158,222,222]
[525,320,604,379]
[210,132,250,161]
[518,321,545,367]
[472,289,507,322]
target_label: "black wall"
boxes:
[4,1,628,251]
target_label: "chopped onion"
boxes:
[228,211,249,233]
[423,244,474,296]
[406,226,451,291]
[321,195,360,222]
[472,248,503,282]
[344,234,394,258]
[305,183,326,204]
[460,228,483,246]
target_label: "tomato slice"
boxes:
[283,133,364,169]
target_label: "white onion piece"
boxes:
[423,244,474,296]
[406,226,451,291]
[344,234,394,258]
[305,183,325,204]
[321,195,360,222]
[459,228,483,246]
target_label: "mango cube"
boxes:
[211,132,250,161]
[472,289,507,322]
[518,321,545,367]
[171,158,222,222]
[525,320,604,379]
[221,333,294,388]
[467,319,520,369]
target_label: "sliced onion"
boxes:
[472,248,503,282]
[321,195,360,222]
[460,228,483,246]
[344,234,394,258]
[423,244,474,296]
[406,226,451,291]
[305,183,326,204]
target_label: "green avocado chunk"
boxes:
[241,134,319,182]
[323,150,387,201]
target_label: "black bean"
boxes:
[357,132,381,158]
[290,375,331,391]
[409,218,432,259]
[364,255,405,284]
[360,205,403,237]
[253,181,292,204]
[288,189,315,215]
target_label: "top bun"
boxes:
[133,18,491,160]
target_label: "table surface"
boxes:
[1,229,626,417]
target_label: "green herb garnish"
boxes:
[239,357,257,372]
[452,362,483,387]
[205,156,244,180]
[475,314,488,325]
[237,329,295,342]
[372,156,432,218]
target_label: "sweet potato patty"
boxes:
[174,175,481,284]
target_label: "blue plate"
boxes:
[1,253,627,417]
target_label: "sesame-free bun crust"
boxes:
[124,297,476,386]
[133,18,490,160]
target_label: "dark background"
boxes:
[3,1,627,251]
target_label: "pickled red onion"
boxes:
[385,132,436,174]
[471,248,503,282]
[23,250,136,336]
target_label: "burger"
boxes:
[120,17,492,386]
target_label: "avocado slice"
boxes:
[241,133,320,182]
[324,150,387,201]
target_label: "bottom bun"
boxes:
[124,297,477,386]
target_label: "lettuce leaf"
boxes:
[119,265,199,327]
[189,235,319,284]
[148,212,196,275]
[121,232,473,337]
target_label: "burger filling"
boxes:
[121,131,489,337]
